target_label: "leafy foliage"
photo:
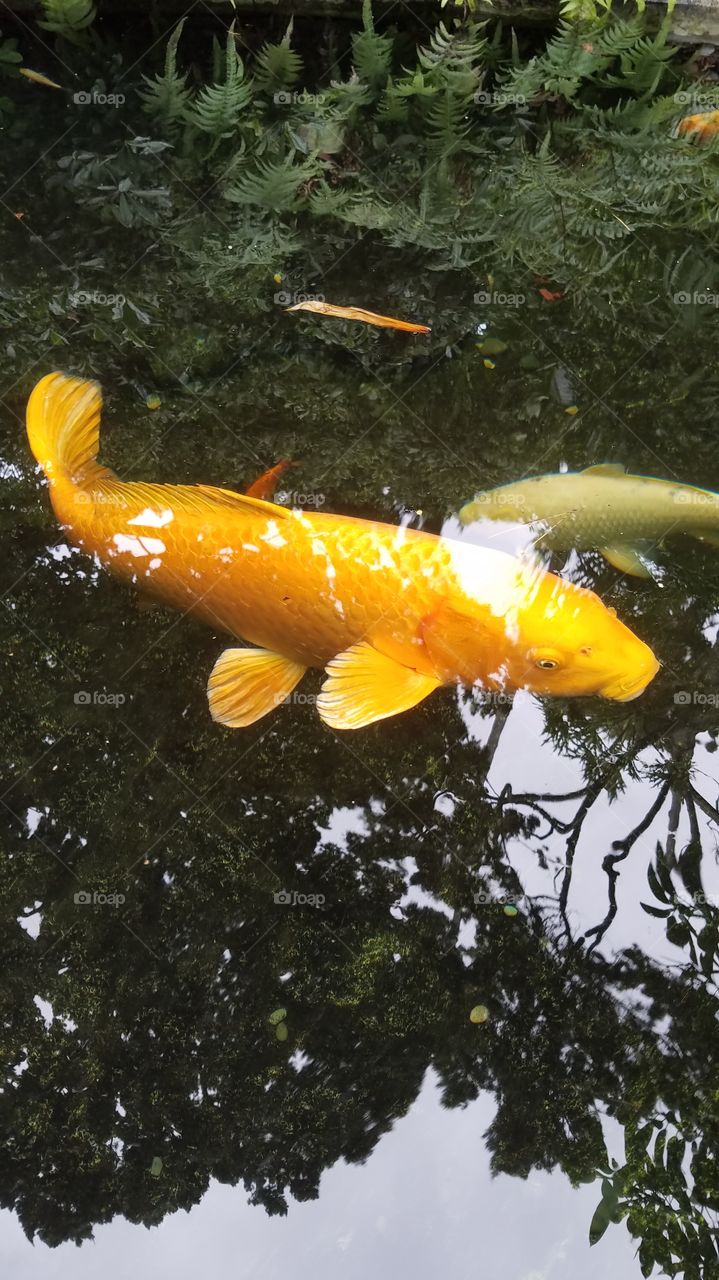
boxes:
[139,18,191,132]
[39,0,95,41]
[351,0,393,93]
[185,27,253,154]
[254,18,303,95]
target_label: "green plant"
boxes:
[254,18,303,96]
[139,17,191,132]
[186,27,253,154]
[39,0,96,41]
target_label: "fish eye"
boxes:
[580,645,592,656]
[529,647,563,671]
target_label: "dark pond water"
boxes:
[2,53,719,1280]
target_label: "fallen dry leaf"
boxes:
[286,299,430,334]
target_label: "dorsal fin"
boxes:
[100,479,293,521]
[581,463,627,477]
[195,483,292,516]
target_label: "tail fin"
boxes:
[26,372,105,484]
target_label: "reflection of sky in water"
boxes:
[4,214,719,1278]
[0,1072,637,1280]
[458,694,719,963]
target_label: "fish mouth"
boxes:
[600,657,661,702]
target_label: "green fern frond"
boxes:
[593,16,647,57]
[39,0,95,41]
[498,22,609,103]
[602,27,677,96]
[352,0,393,93]
[225,156,318,212]
[308,180,351,217]
[337,197,394,229]
[376,80,410,125]
[140,19,192,130]
[186,27,253,149]
[422,88,470,155]
[255,18,303,95]
[417,20,486,97]
[328,71,374,116]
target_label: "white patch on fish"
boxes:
[446,541,522,617]
[242,543,259,553]
[369,545,395,572]
[112,533,166,558]
[262,521,287,549]
[127,507,174,528]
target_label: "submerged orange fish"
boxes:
[27,373,660,729]
[676,110,719,142]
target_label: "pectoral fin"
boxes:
[599,543,656,579]
[317,642,440,730]
[207,647,306,728]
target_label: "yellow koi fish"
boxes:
[27,374,660,729]
[460,464,719,579]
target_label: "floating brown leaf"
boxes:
[286,300,430,334]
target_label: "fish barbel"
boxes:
[27,375,660,729]
[460,464,719,579]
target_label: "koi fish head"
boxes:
[424,543,660,702]
[506,581,660,701]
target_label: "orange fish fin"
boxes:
[246,459,295,500]
[317,642,440,730]
[207,647,306,729]
[26,372,114,484]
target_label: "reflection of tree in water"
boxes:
[2,533,718,1278]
